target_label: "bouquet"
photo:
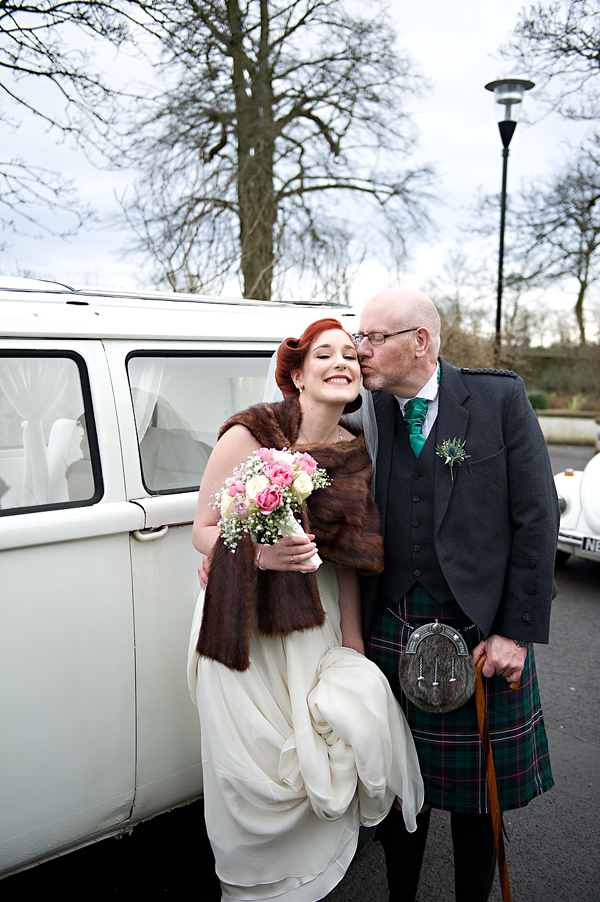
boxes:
[213,447,330,569]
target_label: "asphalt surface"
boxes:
[2,444,598,901]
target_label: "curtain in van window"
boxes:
[262,351,284,403]
[0,358,69,505]
[127,354,272,494]
[129,359,165,442]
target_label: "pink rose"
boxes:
[294,452,318,475]
[257,448,275,462]
[227,480,247,497]
[256,484,282,514]
[234,500,251,519]
[263,461,295,486]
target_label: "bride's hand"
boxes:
[255,535,318,571]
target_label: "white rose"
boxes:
[291,471,313,502]
[272,450,295,465]
[245,474,269,500]
[220,493,236,518]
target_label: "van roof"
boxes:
[0,277,358,342]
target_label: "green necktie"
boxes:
[403,397,428,456]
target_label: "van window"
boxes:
[127,353,272,494]
[0,352,102,515]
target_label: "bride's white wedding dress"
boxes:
[188,562,423,902]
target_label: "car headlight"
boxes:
[557,495,567,514]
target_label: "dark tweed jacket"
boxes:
[362,358,560,645]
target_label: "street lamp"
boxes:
[485,78,534,365]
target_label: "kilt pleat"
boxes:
[367,585,553,813]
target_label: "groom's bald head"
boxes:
[357,288,440,397]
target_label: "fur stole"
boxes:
[196,396,384,671]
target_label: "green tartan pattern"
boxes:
[367,585,554,813]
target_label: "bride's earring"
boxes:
[296,383,303,393]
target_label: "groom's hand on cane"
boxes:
[472,634,526,686]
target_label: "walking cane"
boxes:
[475,654,520,902]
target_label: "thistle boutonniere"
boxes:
[436,437,470,481]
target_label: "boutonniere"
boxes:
[435,437,470,480]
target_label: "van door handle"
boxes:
[132,525,169,541]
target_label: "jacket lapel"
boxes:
[434,360,470,532]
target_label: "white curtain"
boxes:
[128,358,166,441]
[0,358,69,506]
[262,350,284,403]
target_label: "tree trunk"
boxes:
[227,0,276,299]
[575,281,587,345]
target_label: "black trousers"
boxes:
[378,806,497,902]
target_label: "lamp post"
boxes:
[485,78,534,366]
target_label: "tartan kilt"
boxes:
[366,585,554,814]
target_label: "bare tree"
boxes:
[0,2,160,236]
[424,249,552,368]
[506,135,600,345]
[121,0,433,300]
[502,0,600,120]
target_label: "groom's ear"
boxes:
[414,327,431,357]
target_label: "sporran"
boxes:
[399,620,476,713]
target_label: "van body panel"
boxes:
[0,533,136,874]
[0,793,135,878]
[1,291,356,342]
[129,525,203,819]
[0,503,145,550]
[130,494,197,530]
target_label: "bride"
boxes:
[187,318,423,901]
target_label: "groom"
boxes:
[356,288,559,902]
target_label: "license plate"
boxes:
[581,536,600,556]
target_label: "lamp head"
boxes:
[485,78,535,122]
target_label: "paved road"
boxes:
[3,446,598,901]
[547,442,596,475]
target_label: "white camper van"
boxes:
[0,278,358,877]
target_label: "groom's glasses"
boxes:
[351,327,418,347]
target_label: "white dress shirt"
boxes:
[394,363,440,442]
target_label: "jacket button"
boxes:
[526,587,535,595]
[413,496,420,503]
[528,560,536,569]
[522,613,532,622]
[413,545,420,552]
[413,520,420,528]
[414,569,421,577]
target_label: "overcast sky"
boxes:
[1,1,589,315]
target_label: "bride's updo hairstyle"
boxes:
[275,317,362,414]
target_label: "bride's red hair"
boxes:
[275,318,361,413]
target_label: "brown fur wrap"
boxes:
[196,397,384,671]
